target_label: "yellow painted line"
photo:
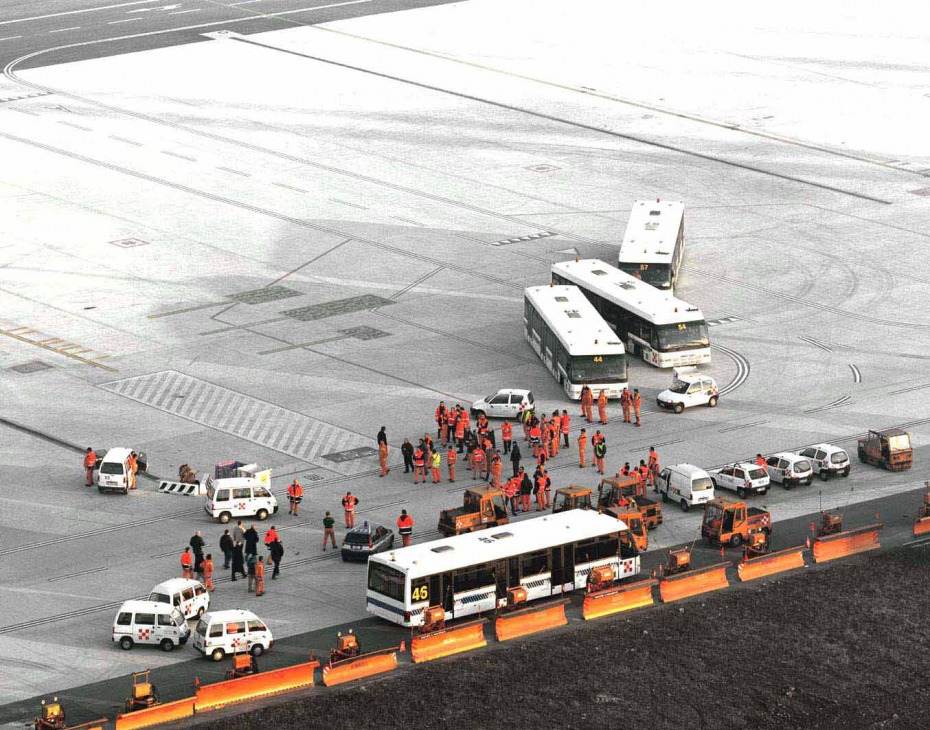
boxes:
[36,338,64,344]
[0,329,117,372]
[147,300,230,319]
[70,349,93,355]
[56,344,83,352]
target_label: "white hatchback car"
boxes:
[471,389,535,419]
[764,453,813,489]
[797,444,851,481]
[656,368,719,414]
[710,463,770,498]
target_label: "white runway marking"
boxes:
[108,17,142,24]
[0,35,23,41]
[0,0,160,25]
[48,26,82,33]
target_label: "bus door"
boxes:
[427,574,442,610]
[551,544,574,593]
[440,573,453,613]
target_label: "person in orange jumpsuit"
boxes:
[580,385,591,418]
[446,446,457,482]
[597,390,608,424]
[577,429,588,468]
[454,416,466,453]
[180,547,194,579]
[648,447,660,488]
[592,431,606,475]
[127,451,138,489]
[287,479,303,515]
[263,525,279,551]
[413,444,427,484]
[620,388,632,423]
[470,445,485,480]
[501,420,513,454]
[445,409,456,447]
[342,492,359,527]
[378,441,390,477]
[255,555,265,597]
[435,401,446,439]
[560,410,571,449]
[534,469,547,512]
[202,554,215,591]
[489,450,503,488]
[397,510,414,547]
[529,421,542,459]
[550,412,561,457]
[755,453,766,468]
[632,389,642,427]
[637,460,650,485]
[83,447,96,487]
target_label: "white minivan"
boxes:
[113,600,190,652]
[656,464,716,512]
[764,453,813,489]
[204,477,278,524]
[149,578,210,620]
[192,609,273,661]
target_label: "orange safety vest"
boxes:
[648,452,659,469]
[180,551,193,569]
[471,448,485,464]
[501,422,512,440]
[490,456,502,474]
[83,451,96,468]
[577,434,587,448]
[264,528,279,544]
[551,415,561,432]
[287,482,303,499]
[620,391,631,405]
[447,450,457,465]
[561,414,570,432]
[598,392,607,407]
[379,443,388,460]
[413,449,425,467]
[397,516,414,534]
[342,495,358,511]
[632,393,642,409]
[202,559,214,578]
[255,560,264,579]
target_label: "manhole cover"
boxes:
[282,295,393,322]
[909,188,930,197]
[10,361,53,374]
[321,446,378,463]
[110,238,150,248]
[338,326,390,341]
[525,164,560,173]
[228,285,301,305]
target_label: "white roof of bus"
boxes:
[371,510,628,577]
[551,259,705,326]
[524,285,625,357]
[620,200,684,264]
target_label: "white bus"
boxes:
[524,285,627,400]
[366,510,641,627]
[551,259,710,368]
[618,199,685,291]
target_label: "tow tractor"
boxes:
[551,486,649,551]
[123,671,159,714]
[438,486,509,536]
[818,509,844,537]
[701,497,772,548]
[35,698,66,730]
[857,428,913,471]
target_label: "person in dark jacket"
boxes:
[519,467,533,513]
[377,427,387,446]
[189,531,205,578]
[219,529,233,569]
[244,525,259,557]
[510,443,522,477]
[230,541,246,581]
[401,438,414,473]
[269,538,284,579]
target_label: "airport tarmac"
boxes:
[1,0,929,721]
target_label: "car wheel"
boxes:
[160,639,175,653]
[250,644,265,657]
[760,489,768,496]
[673,403,684,414]
[730,534,742,548]
[211,648,225,662]
[819,470,829,482]
[219,512,231,524]
[680,499,689,513]
[257,509,268,521]
[661,491,668,503]
[708,396,718,408]
[783,481,792,491]
[119,636,133,651]
[842,467,850,477]
[737,487,747,499]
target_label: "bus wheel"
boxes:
[708,396,718,408]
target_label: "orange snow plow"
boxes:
[736,545,806,582]
[410,607,487,663]
[914,484,930,536]
[659,562,730,603]
[812,523,882,563]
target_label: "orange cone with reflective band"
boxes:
[736,546,806,582]
[812,523,882,563]
[322,651,398,686]
[115,698,194,730]
[410,621,486,663]
[495,601,568,641]
[659,562,730,603]
[915,517,930,537]
[582,579,657,620]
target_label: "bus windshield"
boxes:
[618,263,671,287]
[569,354,627,384]
[655,322,709,352]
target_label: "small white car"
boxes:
[472,389,535,419]
[149,578,210,620]
[797,444,851,481]
[710,463,770,498]
[656,367,718,414]
[764,453,813,489]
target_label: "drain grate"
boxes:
[281,295,393,321]
[110,238,150,248]
[526,164,560,173]
[338,326,390,341]
[321,446,378,463]
[228,285,301,305]
[9,360,53,374]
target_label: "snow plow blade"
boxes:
[410,621,486,663]
[322,650,399,687]
[495,600,568,641]
[736,546,806,582]
[915,517,930,536]
[194,659,319,712]
[582,579,657,620]
[659,562,730,603]
[115,698,194,730]
[812,523,882,564]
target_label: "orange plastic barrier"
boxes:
[194,659,319,712]
[736,546,806,582]
[410,621,486,663]
[115,699,194,730]
[322,651,398,686]
[582,579,657,620]
[495,601,568,640]
[812,523,883,564]
[659,562,730,603]
[915,517,930,537]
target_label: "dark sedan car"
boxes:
[341,522,395,562]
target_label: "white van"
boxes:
[764,452,813,489]
[149,578,210,620]
[204,477,278,524]
[113,600,190,652]
[192,609,273,661]
[97,448,134,494]
[656,464,716,512]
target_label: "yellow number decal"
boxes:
[640,264,649,271]
[593,356,603,363]
[677,323,687,330]
[412,586,429,602]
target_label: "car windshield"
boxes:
[747,468,766,480]
[345,531,372,545]
[172,611,186,627]
[669,378,690,394]
[569,354,627,384]
[692,477,714,492]
[100,462,124,475]
[831,450,849,463]
[655,322,710,352]
[887,435,910,451]
[149,592,170,605]
[618,262,671,287]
